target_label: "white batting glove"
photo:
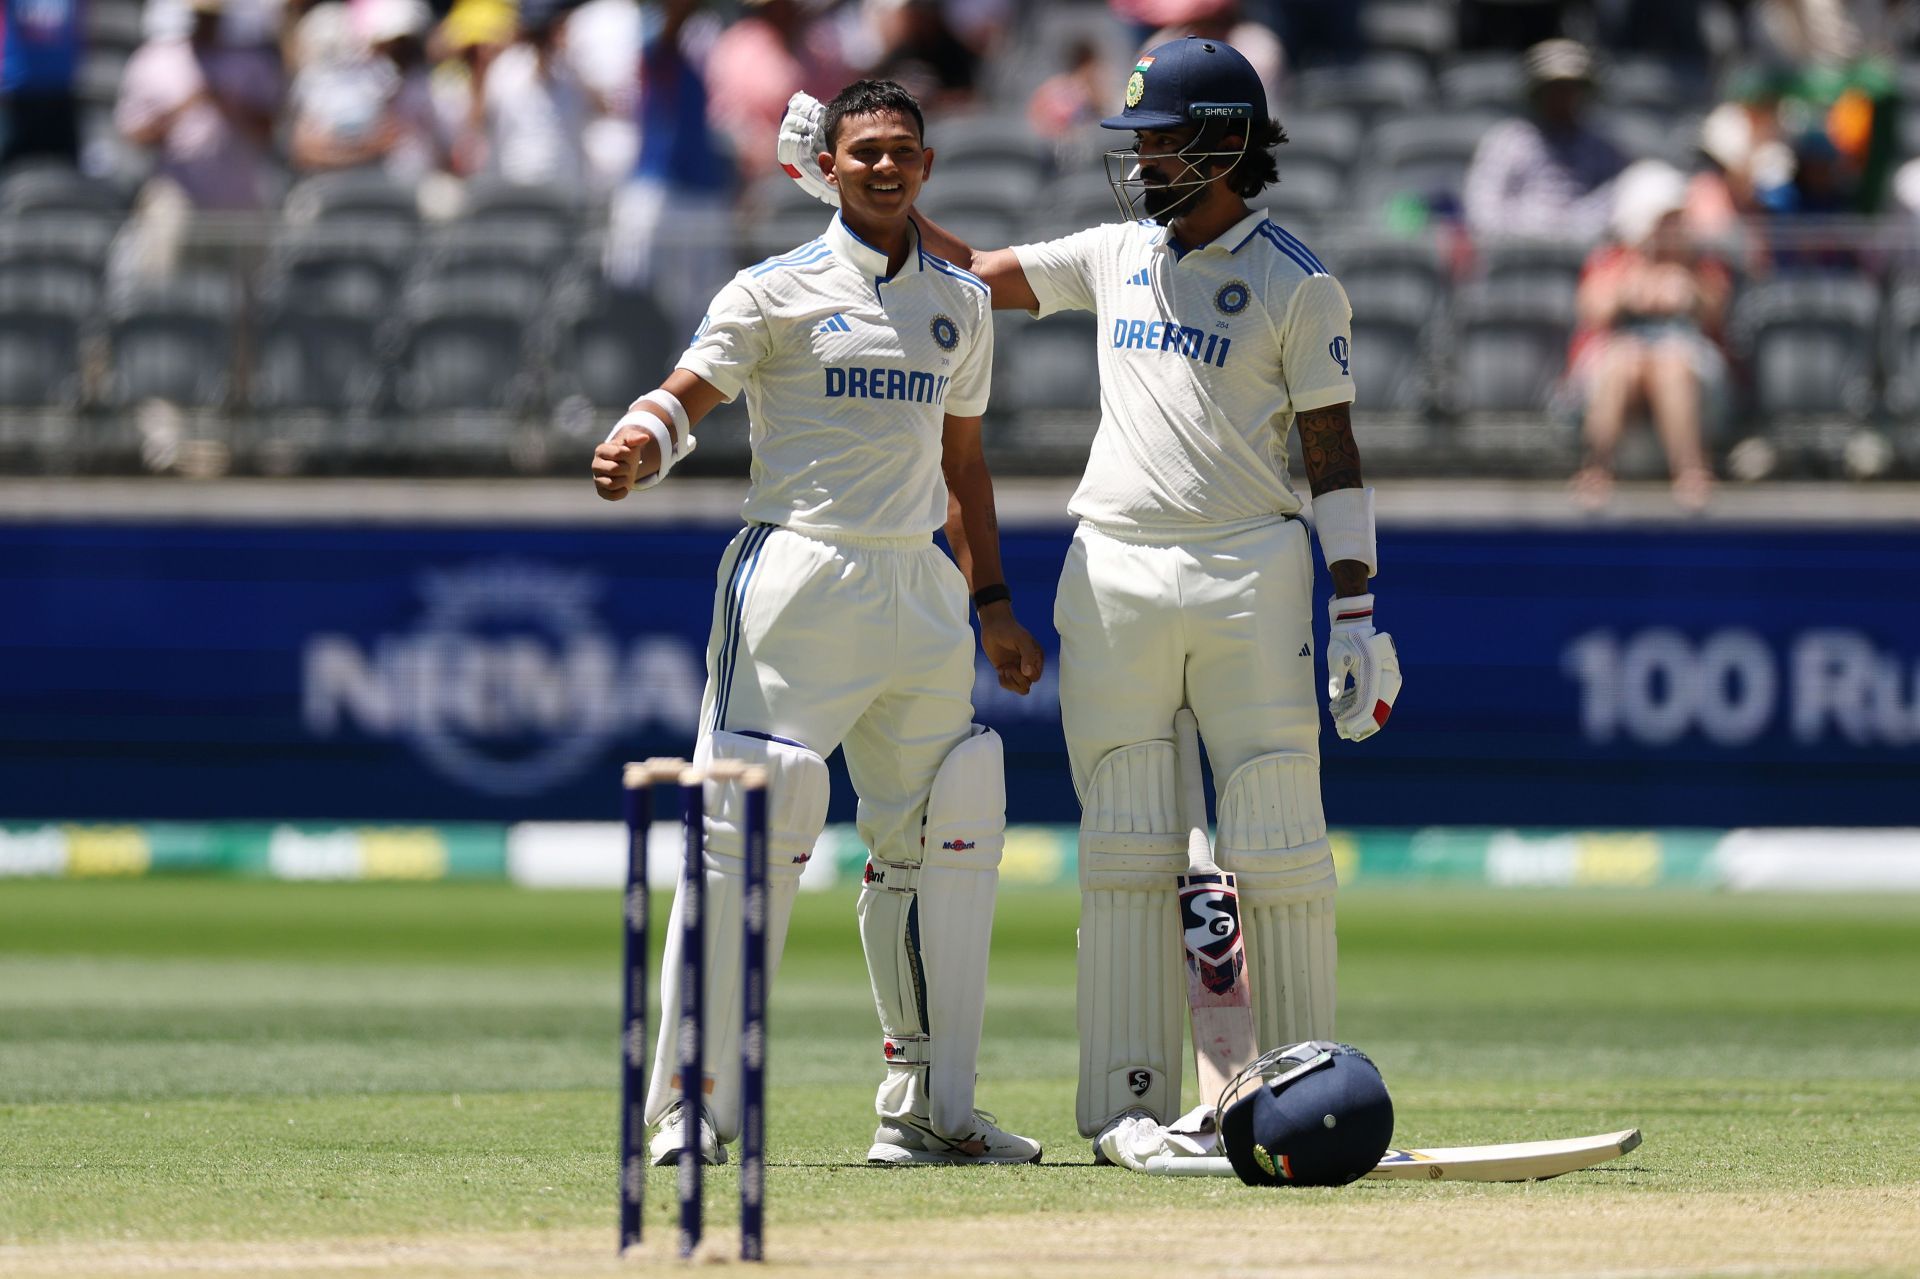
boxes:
[776,91,837,207]
[1326,594,1402,743]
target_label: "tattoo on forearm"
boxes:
[1297,406,1363,496]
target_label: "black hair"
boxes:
[1205,116,1288,199]
[822,79,927,152]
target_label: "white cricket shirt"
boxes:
[677,212,993,538]
[1012,209,1355,535]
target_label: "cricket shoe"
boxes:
[867,1110,1042,1166]
[648,1102,726,1166]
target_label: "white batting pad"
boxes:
[1077,739,1187,1137]
[646,732,829,1139]
[859,727,1006,1134]
[1215,750,1338,1046]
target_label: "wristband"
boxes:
[1311,486,1377,577]
[971,583,1012,611]
[613,390,696,490]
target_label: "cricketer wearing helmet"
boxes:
[778,38,1402,1164]
[595,79,1047,1168]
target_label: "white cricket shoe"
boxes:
[648,1102,726,1167]
[867,1110,1042,1166]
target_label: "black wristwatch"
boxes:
[971,583,1012,611]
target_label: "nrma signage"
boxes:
[301,561,704,796]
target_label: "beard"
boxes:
[1141,180,1201,225]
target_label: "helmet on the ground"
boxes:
[1216,1041,1394,1187]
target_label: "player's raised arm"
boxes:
[591,369,728,501]
[777,90,1039,312]
[910,211,1040,314]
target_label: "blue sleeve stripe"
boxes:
[1259,226,1323,276]
[748,239,829,276]
[1264,222,1328,274]
[926,256,989,294]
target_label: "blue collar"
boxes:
[825,213,923,286]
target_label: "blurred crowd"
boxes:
[6,0,1920,495]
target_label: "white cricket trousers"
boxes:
[1053,517,1320,798]
[697,522,977,861]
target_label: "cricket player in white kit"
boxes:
[593,80,1046,1167]
[779,38,1402,1167]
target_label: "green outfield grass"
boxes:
[3,880,1918,1277]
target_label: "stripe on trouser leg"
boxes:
[712,525,774,735]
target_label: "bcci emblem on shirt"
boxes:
[930,314,959,351]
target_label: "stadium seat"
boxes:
[924,116,1051,179]
[104,273,238,410]
[0,222,109,318]
[1475,236,1589,300]
[0,163,129,240]
[1361,1,1455,71]
[282,169,421,234]
[1291,53,1432,124]
[1448,277,1576,421]
[391,276,541,414]
[547,283,678,412]
[459,176,583,240]
[1602,56,1712,112]
[1437,55,1525,114]
[992,311,1100,472]
[1731,276,1879,462]
[250,308,386,414]
[1318,230,1448,323]
[921,156,1046,210]
[1273,108,1363,190]
[258,223,415,319]
[1262,165,1346,225]
[1354,112,1500,218]
[411,221,570,300]
[0,287,86,408]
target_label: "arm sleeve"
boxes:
[1009,225,1106,318]
[674,274,772,402]
[944,290,994,417]
[1283,273,1357,413]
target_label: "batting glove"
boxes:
[776,91,837,208]
[1326,594,1401,743]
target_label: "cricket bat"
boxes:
[1173,708,1258,1110]
[1139,1128,1644,1181]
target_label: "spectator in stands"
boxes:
[1567,161,1730,512]
[565,0,644,186]
[605,0,734,333]
[706,0,852,183]
[289,0,450,181]
[871,0,979,109]
[1027,37,1108,141]
[1463,38,1625,242]
[1143,0,1284,110]
[466,0,599,191]
[430,0,515,177]
[1,0,84,169]
[115,0,284,211]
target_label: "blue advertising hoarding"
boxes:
[1,518,1916,826]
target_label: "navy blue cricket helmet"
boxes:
[1099,37,1269,221]
[1102,35,1268,133]
[1217,1041,1394,1187]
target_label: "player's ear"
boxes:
[919,144,934,180]
[819,149,838,187]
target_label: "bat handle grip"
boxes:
[1174,708,1218,874]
